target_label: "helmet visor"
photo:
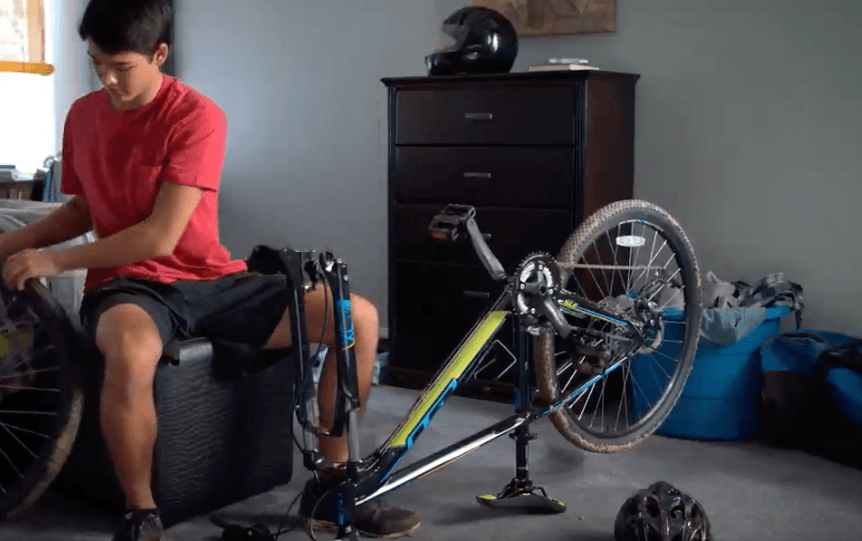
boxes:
[433,23,470,53]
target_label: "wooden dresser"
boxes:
[380,70,640,400]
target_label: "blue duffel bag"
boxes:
[759,330,862,468]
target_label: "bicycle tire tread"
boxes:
[534,199,702,453]
[0,282,85,521]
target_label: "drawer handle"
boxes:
[465,112,493,121]
[463,290,491,299]
[463,172,492,180]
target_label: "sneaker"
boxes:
[299,477,420,539]
[112,509,164,541]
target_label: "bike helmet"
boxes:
[614,481,714,541]
[425,7,518,76]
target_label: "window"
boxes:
[0,0,53,75]
[0,0,56,173]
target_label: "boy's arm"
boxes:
[0,196,94,260]
[53,182,203,271]
[2,184,203,290]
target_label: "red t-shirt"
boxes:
[61,75,248,293]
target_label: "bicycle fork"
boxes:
[319,252,363,541]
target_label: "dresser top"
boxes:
[382,69,640,87]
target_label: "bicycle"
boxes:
[254,198,703,540]
[0,198,702,541]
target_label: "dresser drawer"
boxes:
[389,260,506,374]
[393,204,574,268]
[391,260,500,321]
[389,313,482,372]
[392,146,574,209]
[394,86,578,146]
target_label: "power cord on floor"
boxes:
[273,490,303,540]
[210,490,304,541]
[303,486,337,541]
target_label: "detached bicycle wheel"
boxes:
[534,200,702,453]
[0,280,84,520]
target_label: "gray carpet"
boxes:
[2,385,861,540]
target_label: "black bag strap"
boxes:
[815,339,862,376]
[759,331,827,354]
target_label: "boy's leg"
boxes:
[79,280,178,541]
[262,284,421,538]
[94,302,165,513]
[263,284,379,464]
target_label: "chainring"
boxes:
[513,252,562,332]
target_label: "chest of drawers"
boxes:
[381,70,640,400]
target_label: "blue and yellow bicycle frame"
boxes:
[251,205,638,539]
[351,291,630,508]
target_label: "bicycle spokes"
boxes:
[548,216,694,438]
[0,293,65,495]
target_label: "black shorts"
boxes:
[78,271,292,359]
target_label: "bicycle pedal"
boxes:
[475,493,567,514]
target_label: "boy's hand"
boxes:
[2,249,62,290]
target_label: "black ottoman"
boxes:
[53,336,296,528]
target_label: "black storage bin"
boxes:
[53,336,296,528]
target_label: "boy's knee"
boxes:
[351,294,379,335]
[95,304,163,394]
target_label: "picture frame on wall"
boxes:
[469,0,617,37]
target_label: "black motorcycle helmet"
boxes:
[425,7,518,76]
[614,481,714,541]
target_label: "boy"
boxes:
[0,1,418,539]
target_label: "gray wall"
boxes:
[174,0,463,336]
[501,0,862,334]
[54,0,96,153]
[58,0,861,336]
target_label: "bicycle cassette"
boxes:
[513,252,561,331]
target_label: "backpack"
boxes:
[758,330,862,469]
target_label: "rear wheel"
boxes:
[534,200,702,453]
[0,280,84,520]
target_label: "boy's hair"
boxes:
[78,0,172,57]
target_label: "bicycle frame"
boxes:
[260,246,635,503]
[349,289,633,508]
[250,208,642,538]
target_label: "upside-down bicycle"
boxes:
[0,199,702,541]
[256,198,702,540]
